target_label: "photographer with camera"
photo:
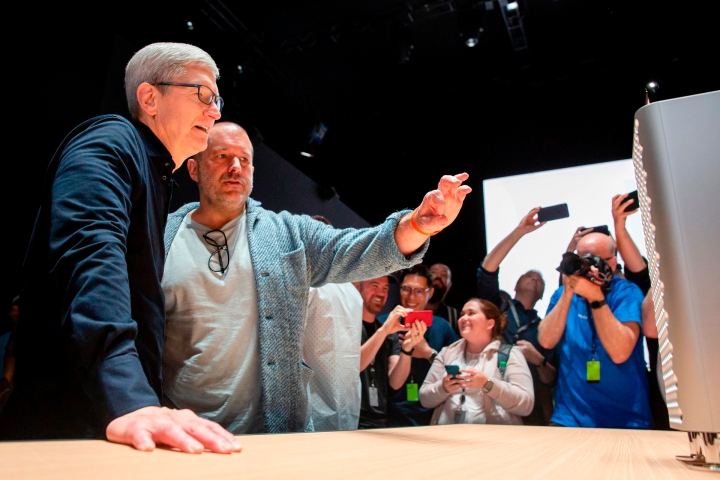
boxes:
[538,233,652,429]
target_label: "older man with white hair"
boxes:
[0,42,242,454]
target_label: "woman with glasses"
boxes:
[418,298,534,425]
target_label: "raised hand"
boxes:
[566,226,594,253]
[516,340,544,366]
[413,173,472,235]
[515,207,545,235]
[572,274,605,303]
[398,320,428,352]
[612,193,638,226]
[380,305,413,335]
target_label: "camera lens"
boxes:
[557,252,585,275]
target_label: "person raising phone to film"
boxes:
[418,299,534,425]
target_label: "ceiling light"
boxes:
[465,37,478,48]
[506,2,519,10]
[299,122,328,158]
[186,21,194,31]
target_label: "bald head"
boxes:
[187,121,255,228]
[194,122,254,161]
[577,233,617,268]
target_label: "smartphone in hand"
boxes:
[403,310,433,327]
[623,190,639,212]
[537,203,570,222]
[445,365,460,378]
[587,225,610,236]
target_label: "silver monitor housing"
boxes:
[632,90,719,470]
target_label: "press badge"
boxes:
[454,408,467,424]
[406,383,419,402]
[586,360,600,383]
[369,386,379,407]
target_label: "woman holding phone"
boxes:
[419,298,534,425]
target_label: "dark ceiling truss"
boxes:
[257,1,519,56]
[193,0,309,109]
[497,0,529,52]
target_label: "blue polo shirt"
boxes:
[547,276,652,428]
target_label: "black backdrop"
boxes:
[5,2,718,311]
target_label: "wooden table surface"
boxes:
[1,424,706,479]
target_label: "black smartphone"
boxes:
[587,225,610,236]
[623,190,639,212]
[537,203,570,223]
[445,365,460,378]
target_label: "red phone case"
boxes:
[404,310,433,327]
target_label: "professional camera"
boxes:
[556,252,613,293]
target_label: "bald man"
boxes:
[538,233,652,429]
[161,122,471,435]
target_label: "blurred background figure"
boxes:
[304,215,363,431]
[0,296,20,410]
[427,263,460,335]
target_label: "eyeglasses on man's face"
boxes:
[155,81,224,111]
[203,229,230,274]
[400,286,430,296]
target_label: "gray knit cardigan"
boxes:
[163,198,428,433]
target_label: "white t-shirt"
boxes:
[162,210,264,434]
[304,283,363,431]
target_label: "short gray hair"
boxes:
[125,42,220,119]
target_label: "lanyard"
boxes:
[458,345,482,407]
[586,300,598,360]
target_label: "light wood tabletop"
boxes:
[1,424,707,479]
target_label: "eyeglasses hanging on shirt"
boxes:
[203,229,230,274]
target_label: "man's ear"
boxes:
[136,83,158,117]
[428,287,435,300]
[187,158,199,182]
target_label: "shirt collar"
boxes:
[132,120,176,181]
[132,120,176,164]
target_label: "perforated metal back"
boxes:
[632,90,720,432]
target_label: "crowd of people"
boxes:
[0,41,666,453]
[350,195,664,430]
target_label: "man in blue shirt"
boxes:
[538,232,652,428]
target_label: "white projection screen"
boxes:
[482,159,645,318]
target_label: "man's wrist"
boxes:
[377,321,392,335]
[428,350,438,364]
[590,299,607,309]
[401,347,414,356]
[410,208,441,236]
